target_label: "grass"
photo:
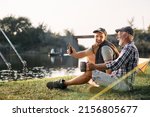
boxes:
[0,65,150,100]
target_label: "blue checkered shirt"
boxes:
[106,42,139,86]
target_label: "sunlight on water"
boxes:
[48,68,82,78]
[47,58,87,78]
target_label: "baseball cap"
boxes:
[115,26,134,36]
[93,27,107,36]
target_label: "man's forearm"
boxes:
[71,51,87,58]
[94,63,107,71]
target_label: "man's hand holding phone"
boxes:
[67,43,76,55]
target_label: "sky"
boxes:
[0,0,150,47]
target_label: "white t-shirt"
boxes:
[101,45,114,62]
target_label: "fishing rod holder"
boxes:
[0,28,46,81]
[0,28,28,72]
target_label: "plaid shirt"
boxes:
[106,42,139,86]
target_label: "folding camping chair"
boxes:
[137,58,150,74]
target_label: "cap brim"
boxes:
[93,30,103,33]
[115,29,121,33]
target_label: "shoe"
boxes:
[46,79,67,89]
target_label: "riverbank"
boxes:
[0,64,150,100]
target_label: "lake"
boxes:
[0,53,84,80]
[0,52,149,80]
[0,54,79,70]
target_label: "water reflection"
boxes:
[0,54,81,80]
[0,53,149,80]
[0,54,78,70]
[0,52,149,71]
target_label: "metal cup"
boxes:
[80,62,86,72]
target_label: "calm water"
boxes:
[0,53,149,79]
[0,52,149,71]
[0,54,78,70]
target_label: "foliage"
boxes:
[0,16,74,53]
[108,28,150,57]
[134,29,150,56]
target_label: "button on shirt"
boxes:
[106,42,139,85]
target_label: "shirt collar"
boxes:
[123,41,134,48]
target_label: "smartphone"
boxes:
[67,43,73,54]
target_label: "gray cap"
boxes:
[93,27,107,36]
[115,26,134,36]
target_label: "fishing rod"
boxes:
[0,51,11,70]
[0,28,27,73]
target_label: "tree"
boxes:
[148,25,150,33]
[0,16,81,53]
[0,16,32,36]
[127,17,134,27]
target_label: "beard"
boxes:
[118,34,128,46]
[118,38,125,47]
[96,39,103,46]
[119,40,123,46]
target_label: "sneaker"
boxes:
[46,79,67,89]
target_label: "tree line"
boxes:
[0,16,78,54]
